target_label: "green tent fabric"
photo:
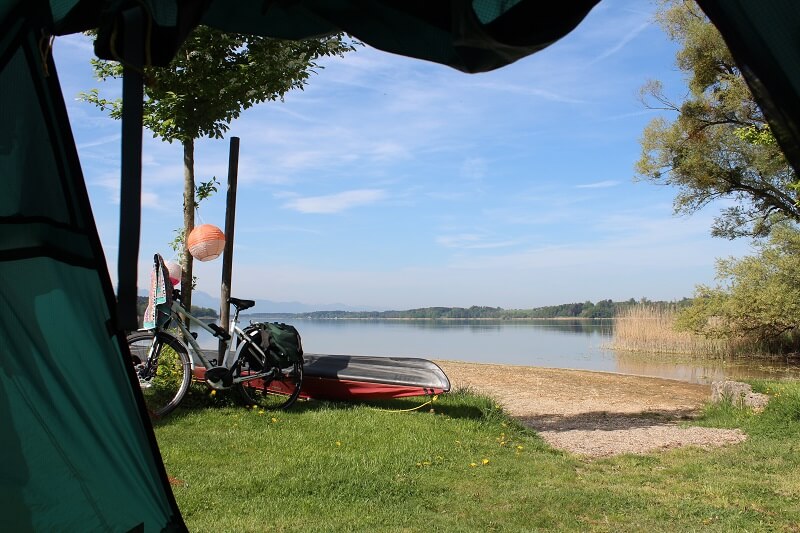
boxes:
[3,0,800,529]
[0,2,183,531]
[696,0,800,194]
[199,0,602,74]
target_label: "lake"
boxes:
[192,318,800,385]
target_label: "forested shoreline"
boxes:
[245,298,691,320]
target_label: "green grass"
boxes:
[154,383,800,532]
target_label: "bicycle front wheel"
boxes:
[235,357,303,411]
[127,332,192,418]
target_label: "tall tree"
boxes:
[636,0,798,239]
[82,28,355,313]
[676,224,800,351]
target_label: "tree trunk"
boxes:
[181,138,195,324]
[219,137,240,364]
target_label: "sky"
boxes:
[51,0,753,311]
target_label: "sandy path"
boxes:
[435,361,747,457]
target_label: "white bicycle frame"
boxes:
[151,300,264,377]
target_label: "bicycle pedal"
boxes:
[204,366,232,390]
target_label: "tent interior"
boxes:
[2,1,799,530]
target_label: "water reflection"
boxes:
[277,318,615,336]
[614,351,800,384]
[195,317,798,384]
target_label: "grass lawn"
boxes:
[154,381,800,532]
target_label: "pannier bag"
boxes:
[245,322,303,369]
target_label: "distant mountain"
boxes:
[190,290,378,314]
[188,290,218,308]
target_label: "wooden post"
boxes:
[218,136,240,364]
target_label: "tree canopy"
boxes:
[636,0,799,239]
[676,224,800,352]
[82,27,356,313]
[83,27,355,143]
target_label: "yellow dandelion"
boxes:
[482,458,490,465]
[516,445,524,451]
[209,390,217,396]
[271,417,278,423]
[336,441,342,446]
[469,463,477,467]
[258,410,265,415]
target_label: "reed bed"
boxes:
[610,304,748,357]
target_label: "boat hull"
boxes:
[194,352,450,400]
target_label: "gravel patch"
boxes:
[436,360,748,457]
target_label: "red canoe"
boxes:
[194,352,450,401]
[300,353,450,400]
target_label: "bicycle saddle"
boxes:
[229,297,255,310]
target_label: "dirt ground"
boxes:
[435,360,747,458]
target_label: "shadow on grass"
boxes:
[518,408,702,433]
[286,393,489,422]
[148,384,501,425]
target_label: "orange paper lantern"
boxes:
[187,224,225,262]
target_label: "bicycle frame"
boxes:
[131,286,303,414]
[151,300,275,386]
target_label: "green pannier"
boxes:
[246,322,304,369]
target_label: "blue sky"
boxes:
[52,0,752,310]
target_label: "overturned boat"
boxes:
[195,350,450,401]
[300,353,450,400]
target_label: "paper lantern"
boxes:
[164,260,182,286]
[187,224,225,262]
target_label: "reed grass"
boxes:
[610,304,754,357]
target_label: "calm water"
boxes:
[193,318,800,385]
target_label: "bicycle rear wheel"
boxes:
[127,332,192,418]
[234,354,303,410]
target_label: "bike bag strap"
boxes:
[209,323,231,341]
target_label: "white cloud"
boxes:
[369,142,411,161]
[284,189,387,214]
[56,34,94,53]
[590,21,651,64]
[238,224,323,235]
[437,233,518,250]
[575,180,620,189]
[469,81,588,104]
[141,190,167,210]
[76,134,121,150]
[461,157,488,180]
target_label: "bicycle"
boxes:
[127,289,303,418]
